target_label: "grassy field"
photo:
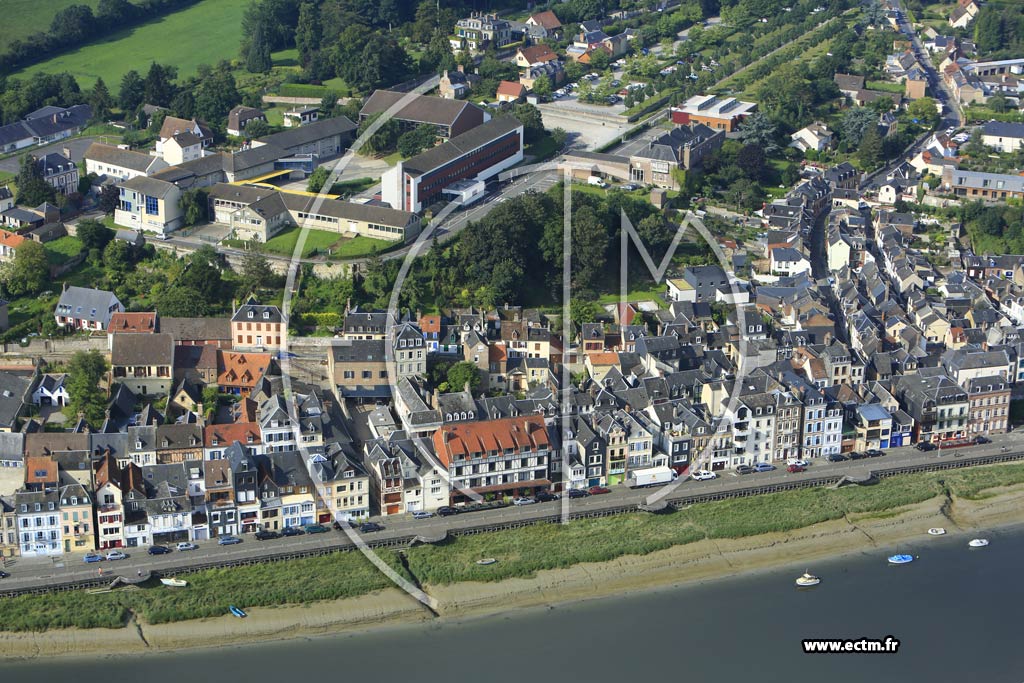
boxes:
[6,462,1024,630]
[44,235,84,266]
[0,1,99,52]
[261,226,341,258]
[13,0,249,87]
[329,235,393,258]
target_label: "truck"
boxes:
[587,175,608,188]
[627,465,678,489]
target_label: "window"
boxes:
[145,195,159,216]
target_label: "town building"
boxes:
[671,95,757,132]
[54,285,124,331]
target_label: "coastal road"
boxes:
[7,431,1024,592]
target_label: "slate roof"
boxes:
[112,332,174,367]
[402,116,521,176]
[360,90,485,127]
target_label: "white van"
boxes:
[587,176,608,188]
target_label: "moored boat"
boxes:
[160,577,187,587]
[888,554,914,565]
[927,528,946,536]
[968,538,989,548]
[475,558,497,566]
[229,605,247,618]
[795,571,820,587]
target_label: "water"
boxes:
[5,527,1024,682]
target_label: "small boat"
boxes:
[229,605,247,618]
[795,571,820,587]
[968,538,989,548]
[475,558,497,566]
[160,577,187,587]
[927,528,946,536]
[888,554,914,565]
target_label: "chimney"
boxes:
[62,147,71,159]
[457,64,465,74]
[464,381,471,394]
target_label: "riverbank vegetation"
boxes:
[5,462,1024,632]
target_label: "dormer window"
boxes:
[263,311,270,319]
[247,311,254,318]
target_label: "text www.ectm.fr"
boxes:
[802,637,901,654]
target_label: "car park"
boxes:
[691,470,717,481]
[176,542,198,551]
[147,545,171,555]
[218,535,242,545]
[512,497,537,506]
[255,530,281,540]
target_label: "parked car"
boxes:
[535,491,559,502]
[304,524,330,534]
[974,436,991,445]
[916,442,938,452]
[176,541,198,551]
[359,522,384,533]
[83,552,104,563]
[621,183,639,191]
[827,453,848,462]
[436,506,459,517]
[255,530,281,540]
[333,520,356,530]
[753,462,776,472]
[735,464,755,475]
[217,535,242,545]
[512,497,537,506]
[147,545,170,555]
[787,459,809,468]
[691,470,717,481]
[567,488,590,499]
[787,464,807,473]
[865,449,884,458]
[106,550,127,561]
[0,571,9,578]
[412,510,435,520]
[588,485,612,495]
[281,526,305,537]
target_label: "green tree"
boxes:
[319,91,338,118]
[531,74,552,99]
[245,118,269,138]
[193,64,240,123]
[119,69,145,112]
[143,63,177,108]
[736,143,766,181]
[396,124,436,158]
[2,240,47,297]
[570,298,600,327]
[841,107,877,147]
[962,128,987,158]
[65,350,109,427]
[735,112,779,154]
[89,77,113,121]
[246,22,273,73]
[857,126,884,168]
[446,361,481,394]
[295,1,322,67]
[180,188,209,226]
[357,113,401,156]
[15,154,55,206]
[103,238,131,275]
[571,205,608,293]
[509,103,545,144]
[588,49,610,72]
[241,250,275,292]
[906,97,939,130]
[307,166,330,193]
[77,218,114,252]
[99,184,120,215]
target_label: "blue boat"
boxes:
[888,554,914,565]
[229,605,247,618]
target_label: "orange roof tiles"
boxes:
[497,81,527,98]
[204,422,261,448]
[432,415,550,468]
[25,456,57,484]
[108,312,157,333]
[0,229,25,250]
[587,352,620,366]
[420,315,442,334]
[217,351,271,388]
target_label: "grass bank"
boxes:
[13,0,249,87]
[6,462,1024,632]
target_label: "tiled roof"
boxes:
[432,415,550,467]
[108,312,156,333]
[218,351,271,387]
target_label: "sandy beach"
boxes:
[2,484,1023,661]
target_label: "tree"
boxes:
[962,128,987,158]
[143,63,177,108]
[295,1,322,67]
[571,205,608,293]
[446,361,481,394]
[857,126,884,168]
[89,77,113,121]
[588,49,610,72]
[725,179,764,212]
[99,184,120,214]
[245,118,269,138]
[65,350,109,427]
[246,22,273,73]
[2,241,47,297]
[241,250,275,292]
[988,91,1010,114]
[736,113,779,154]
[357,113,401,156]
[319,91,338,118]
[15,154,55,206]
[119,70,145,112]
[180,188,209,226]
[570,298,600,327]
[840,107,877,147]
[77,219,114,252]
[736,143,766,181]
[50,5,95,44]
[531,74,552,100]
[193,64,239,123]
[306,166,330,193]
[103,238,131,275]
[396,124,437,158]
[906,97,939,130]
[509,103,545,144]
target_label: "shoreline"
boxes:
[3,483,1024,662]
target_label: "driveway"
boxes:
[0,137,103,174]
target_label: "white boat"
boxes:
[888,554,914,565]
[475,558,497,566]
[968,538,989,548]
[795,571,820,587]
[160,577,188,587]
[927,528,946,536]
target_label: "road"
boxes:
[0,137,102,174]
[6,431,1024,593]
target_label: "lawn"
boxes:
[7,461,1024,631]
[262,226,341,257]
[13,0,250,87]
[44,235,84,266]
[0,1,99,52]
[329,236,394,259]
